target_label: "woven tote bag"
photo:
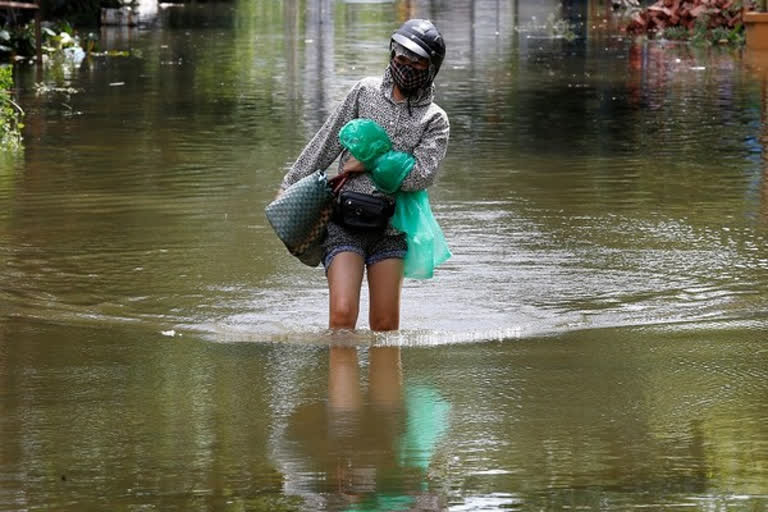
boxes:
[265,170,347,267]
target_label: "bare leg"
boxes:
[327,252,365,329]
[369,347,402,408]
[328,346,362,493]
[329,347,362,411]
[367,258,404,331]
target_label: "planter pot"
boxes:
[745,12,768,50]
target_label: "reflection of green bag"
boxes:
[264,170,334,267]
[343,384,451,512]
[398,385,451,471]
[339,119,451,279]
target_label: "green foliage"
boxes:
[688,15,746,45]
[663,26,689,41]
[711,25,745,44]
[660,13,745,46]
[0,29,10,53]
[638,1,746,44]
[690,14,712,45]
[82,32,100,54]
[0,65,23,151]
[1,19,88,61]
[4,21,38,56]
[41,21,80,52]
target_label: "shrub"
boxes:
[0,65,23,151]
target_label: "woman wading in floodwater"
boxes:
[280,19,449,331]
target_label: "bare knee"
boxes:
[369,312,399,332]
[330,301,359,329]
[366,258,403,332]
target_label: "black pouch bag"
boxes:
[334,191,395,231]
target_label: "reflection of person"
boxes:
[281,20,450,331]
[285,347,404,505]
[282,346,450,511]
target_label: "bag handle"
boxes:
[328,171,352,196]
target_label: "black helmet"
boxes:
[390,19,446,78]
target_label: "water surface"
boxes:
[1,1,768,510]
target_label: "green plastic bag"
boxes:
[338,118,392,168]
[371,151,414,194]
[338,119,451,279]
[390,190,451,279]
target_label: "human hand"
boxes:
[342,156,366,173]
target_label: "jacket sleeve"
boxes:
[281,81,363,191]
[399,110,450,192]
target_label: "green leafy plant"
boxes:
[711,25,745,44]
[0,65,24,151]
[0,29,11,53]
[0,18,89,72]
[663,26,689,40]
[690,14,713,45]
[41,26,80,52]
[629,1,747,44]
[4,21,38,57]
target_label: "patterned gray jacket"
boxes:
[281,67,450,199]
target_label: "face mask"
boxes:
[390,59,431,95]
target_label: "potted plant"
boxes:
[745,0,768,50]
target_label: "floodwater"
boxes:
[2,1,768,510]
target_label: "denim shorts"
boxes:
[322,221,407,271]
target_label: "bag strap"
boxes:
[328,172,352,195]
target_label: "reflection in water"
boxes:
[303,0,336,130]
[276,345,450,511]
[2,322,768,511]
[759,63,768,225]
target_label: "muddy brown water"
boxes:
[1,2,767,510]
